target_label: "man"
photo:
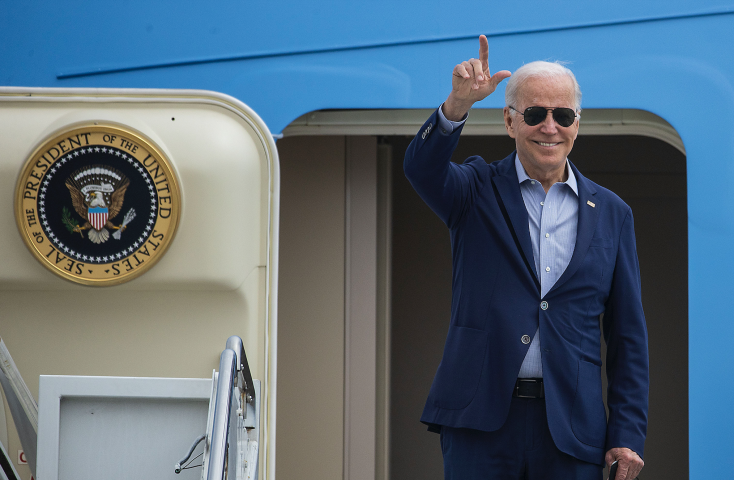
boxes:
[404,35,648,480]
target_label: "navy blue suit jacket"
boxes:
[404,110,649,465]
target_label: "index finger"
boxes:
[479,35,489,72]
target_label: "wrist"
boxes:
[443,95,472,122]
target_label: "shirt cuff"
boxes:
[437,103,468,134]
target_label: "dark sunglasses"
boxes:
[508,106,578,127]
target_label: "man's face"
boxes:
[504,76,579,177]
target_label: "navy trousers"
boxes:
[440,397,603,480]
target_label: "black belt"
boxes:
[513,378,544,398]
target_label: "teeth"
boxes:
[538,142,558,147]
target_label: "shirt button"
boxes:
[545,267,550,272]
[540,301,549,310]
[545,233,550,238]
[540,202,544,206]
[521,335,531,344]
[531,181,536,185]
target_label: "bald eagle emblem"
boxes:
[63,165,136,244]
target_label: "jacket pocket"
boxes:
[430,325,488,410]
[571,360,607,448]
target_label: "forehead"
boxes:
[517,76,575,108]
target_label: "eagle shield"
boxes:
[88,207,109,231]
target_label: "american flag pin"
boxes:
[587,200,596,208]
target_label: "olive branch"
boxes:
[61,207,77,233]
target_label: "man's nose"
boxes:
[538,110,558,133]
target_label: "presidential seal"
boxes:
[15,124,180,286]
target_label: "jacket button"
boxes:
[540,301,548,310]
[521,335,531,344]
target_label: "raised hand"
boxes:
[443,35,511,121]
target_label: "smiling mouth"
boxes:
[535,141,560,147]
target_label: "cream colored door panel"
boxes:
[0,87,279,480]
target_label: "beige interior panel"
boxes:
[0,88,279,480]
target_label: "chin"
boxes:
[531,153,566,168]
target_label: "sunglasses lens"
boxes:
[521,107,576,127]
[523,107,547,126]
[553,108,576,127]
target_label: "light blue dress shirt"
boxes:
[437,105,580,378]
[515,156,578,377]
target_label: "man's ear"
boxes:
[504,107,516,139]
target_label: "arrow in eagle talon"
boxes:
[113,208,136,240]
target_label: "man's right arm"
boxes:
[403,35,511,227]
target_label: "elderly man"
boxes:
[404,35,648,480]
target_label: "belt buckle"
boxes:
[515,378,541,399]
[515,378,537,398]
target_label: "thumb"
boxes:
[489,70,512,89]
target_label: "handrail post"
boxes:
[206,348,237,480]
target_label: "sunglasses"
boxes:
[508,106,578,128]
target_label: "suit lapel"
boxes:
[491,153,538,281]
[547,162,599,296]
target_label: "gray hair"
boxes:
[505,61,582,112]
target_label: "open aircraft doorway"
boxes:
[275,109,688,480]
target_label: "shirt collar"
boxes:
[514,153,578,196]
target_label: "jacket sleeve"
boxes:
[403,109,488,229]
[603,207,649,458]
